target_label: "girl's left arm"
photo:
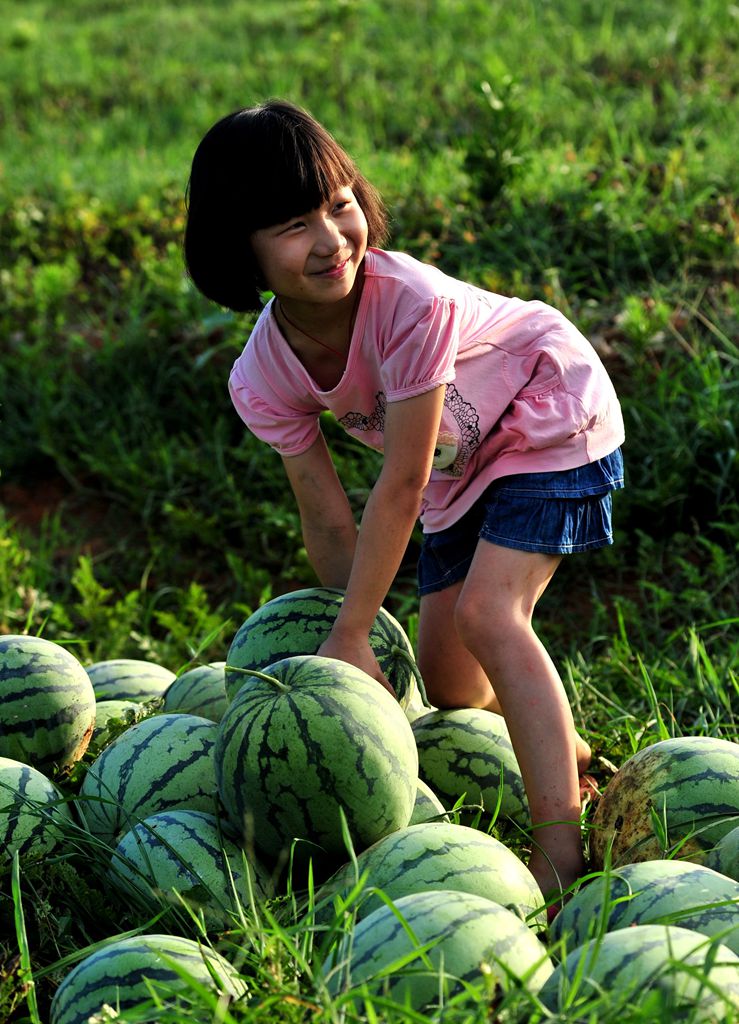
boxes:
[317,384,446,688]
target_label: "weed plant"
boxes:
[0,0,738,1021]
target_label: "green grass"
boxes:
[1,0,738,1020]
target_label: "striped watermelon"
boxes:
[0,756,73,865]
[317,821,545,927]
[215,655,418,863]
[409,778,449,825]
[703,825,739,882]
[411,708,529,828]
[163,662,228,722]
[539,924,739,1019]
[49,932,245,1024]
[86,659,175,703]
[323,889,552,1010]
[225,587,427,713]
[0,634,96,771]
[78,713,219,846]
[591,736,739,869]
[88,699,150,757]
[551,860,739,955]
[110,809,271,929]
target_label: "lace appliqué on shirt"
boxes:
[339,392,387,433]
[338,385,480,479]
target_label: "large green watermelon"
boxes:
[215,655,418,863]
[551,860,739,955]
[539,924,739,1020]
[591,736,739,868]
[0,756,73,866]
[323,889,552,1010]
[411,708,529,827]
[225,587,427,713]
[49,932,245,1024]
[110,809,271,929]
[86,659,175,703]
[78,713,219,846]
[317,820,545,927]
[0,634,96,771]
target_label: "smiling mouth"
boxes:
[314,258,350,277]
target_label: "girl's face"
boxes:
[249,186,368,310]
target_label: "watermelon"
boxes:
[539,924,739,1020]
[87,699,150,757]
[409,777,449,825]
[215,655,418,863]
[49,932,245,1024]
[0,634,96,771]
[591,736,739,869]
[703,825,739,882]
[225,587,427,713]
[323,889,552,1010]
[0,756,73,866]
[317,821,545,927]
[163,662,228,722]
[78,713,219,847]
[86,658,175,703]
[551,860,739,955]
[411,708,529,828]
[110,809,271,929]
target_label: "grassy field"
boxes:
[0,0,738,1020]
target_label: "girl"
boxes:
[184,99,625,907]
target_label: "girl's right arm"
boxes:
[281,432,358,589]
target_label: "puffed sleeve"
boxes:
[228,361,321,456]
[379,295,459,401]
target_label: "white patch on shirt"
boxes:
[432,432,459,470]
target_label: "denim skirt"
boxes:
[417,448,624,595]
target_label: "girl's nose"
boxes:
[313,213,345,254]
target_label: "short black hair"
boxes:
[184,100,388,312]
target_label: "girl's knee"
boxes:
[454,591,519,654]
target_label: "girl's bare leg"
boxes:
[417,580,591,771]
[417,581,502,712]
[448,543,586,901]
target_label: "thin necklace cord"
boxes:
[276,301,348,360]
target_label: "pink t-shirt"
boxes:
[229,249,625,532]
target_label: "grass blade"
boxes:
[11,852,42,1024]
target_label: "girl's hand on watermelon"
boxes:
[317,631,397,699]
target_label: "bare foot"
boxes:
[579,772,600,807]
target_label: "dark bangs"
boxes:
[184,100,388,312]
[246,104,358,231]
